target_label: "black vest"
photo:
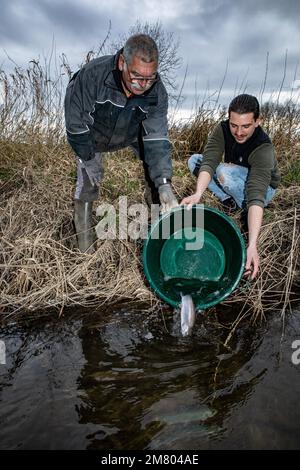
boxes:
[221,120,271,168]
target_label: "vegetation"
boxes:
[0,44,299,331]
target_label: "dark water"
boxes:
[0,304,300,450]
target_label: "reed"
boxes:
[0,55,299,325]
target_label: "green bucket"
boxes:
[142,205,246,309]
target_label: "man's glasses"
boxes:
[124,61,158,87]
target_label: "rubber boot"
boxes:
[74,200,95,253]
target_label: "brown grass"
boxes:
[1,135,299,322]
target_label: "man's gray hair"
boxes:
[123,34,158,64]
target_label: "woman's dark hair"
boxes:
[228,94,260,120]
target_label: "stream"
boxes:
[0,304,300,450]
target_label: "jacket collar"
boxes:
[103,51,123,90]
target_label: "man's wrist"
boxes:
[248,240,258,249]
[195,189,203,200]
[156,177,172,188]
[77,155,94,164]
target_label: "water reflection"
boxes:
[75,308,265,450]
[0,305,299,449]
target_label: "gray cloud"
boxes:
[237,0,300,22]
[0,2,34,46]
[175,1,300,108]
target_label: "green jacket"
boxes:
[199,121,281,208]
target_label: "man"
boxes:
[65,34,178,253]
[181,94,280,279]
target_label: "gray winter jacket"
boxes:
[64,51,172,187]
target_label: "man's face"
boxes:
[118,54,158,95]
[229,111,260,144]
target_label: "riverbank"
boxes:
[1,101,300,322]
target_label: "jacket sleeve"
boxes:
[142,83,173,187]
[199,123,225,177]
[64,67,96,161]
[247,143,275,208]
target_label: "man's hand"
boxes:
[78,155,102,187]
[180,193,201,210]
[158,183,178,213]
[244,244,260,280]
[180,170,210,210]
[244,205,263,280]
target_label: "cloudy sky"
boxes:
[1,0,299,118]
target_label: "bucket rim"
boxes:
[142,204,246,309]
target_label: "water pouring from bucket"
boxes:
[142,205,246,336]
[180,294,196,336]
[163,275,232,336]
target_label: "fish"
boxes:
[157,406,216,425]
[180,294,196,336]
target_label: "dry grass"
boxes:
[0,145,160,318]
[1,138,299,322]
[223,201,300,346]
[1,57,300,324]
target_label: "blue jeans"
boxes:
[188,154,276,208]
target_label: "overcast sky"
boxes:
[1,0,299,119]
